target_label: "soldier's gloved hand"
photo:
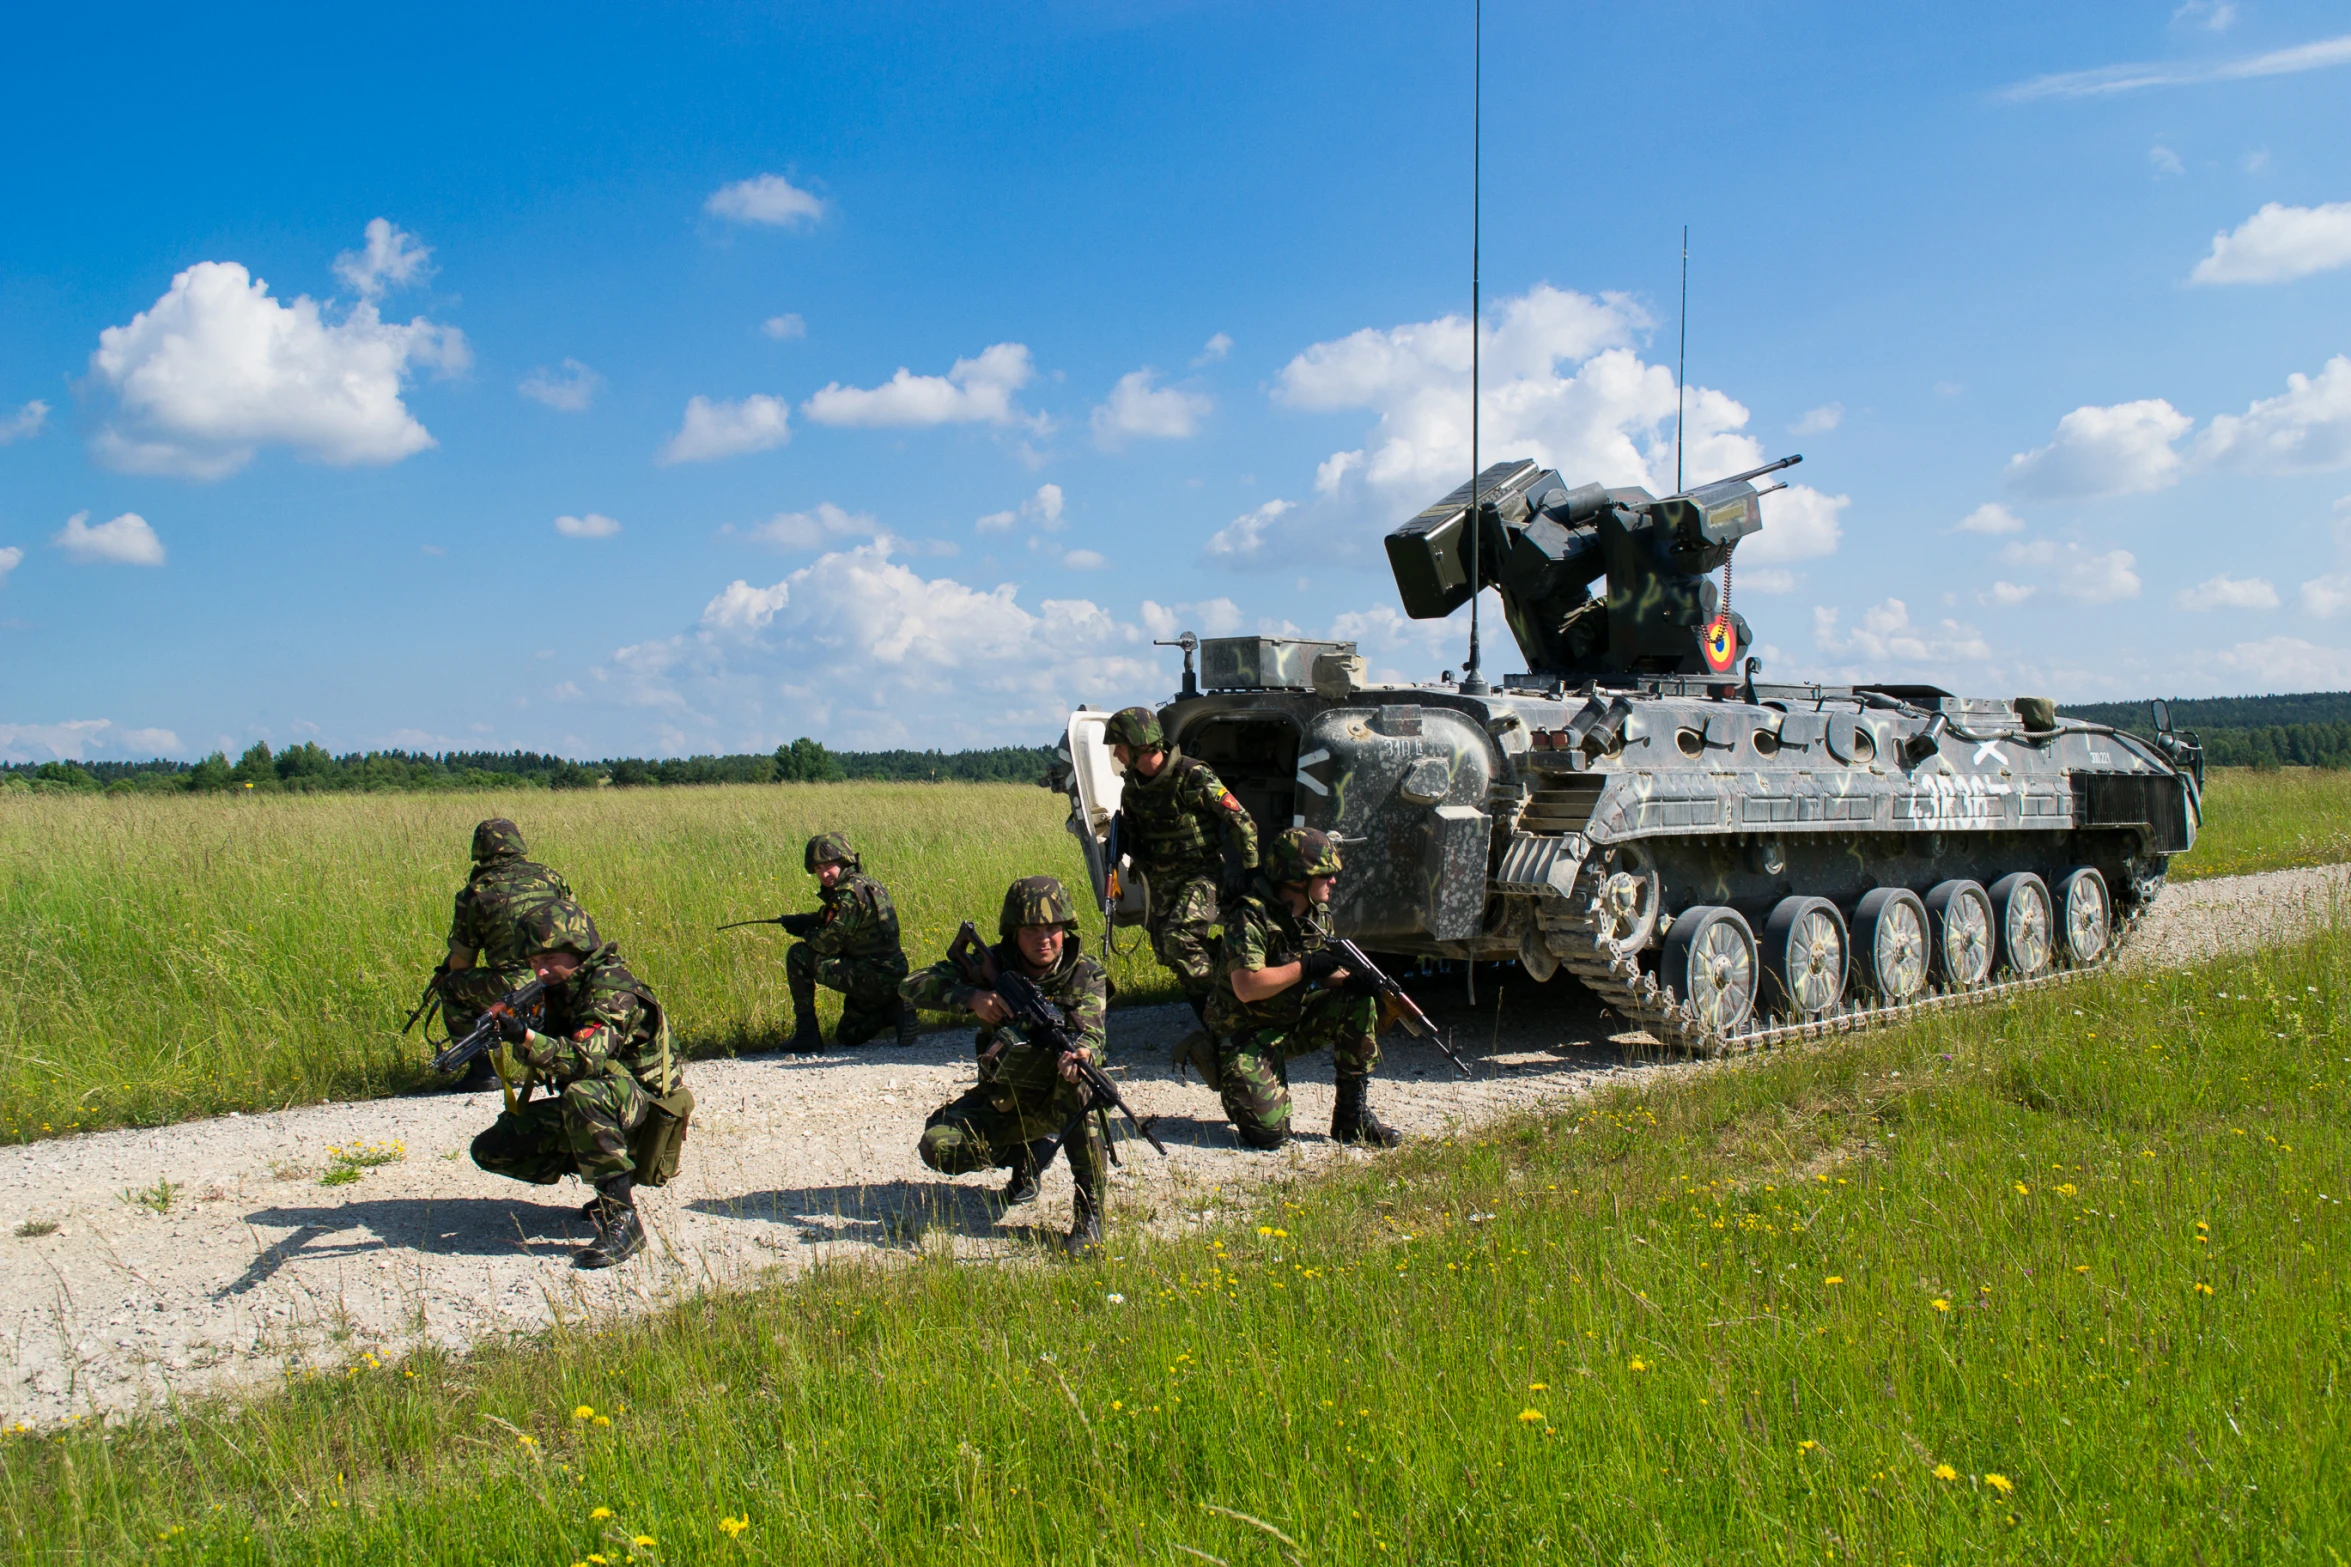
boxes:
[1341,970,1383,998]
[494,1008,531,1047]
[1298,949,1344,986]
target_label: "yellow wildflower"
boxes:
[634,1537,656,1549]
[2013,1182,2030,1195]
[590,1507,613,1521]
[1517,1408,1545,1423]
[1528,1382,1549,1392]
[1824,1276,1844,1285]
[1931,1298,1952,1313]
[2195,1282,2215,1296]
[573,1405,595,1420]
[1933,1463,1958,1481]
[718,1515,749,1538]
[2056,1183,2077,1197]
[1984,1473,2014,1494]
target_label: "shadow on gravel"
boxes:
[689,1179,1015,1247]
[219,1196,588,1296]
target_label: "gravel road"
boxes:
[6,862,2341,1428]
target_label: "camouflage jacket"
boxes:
[519,948,672,1091]
[448,853,572,967]
[902,941,1108,1097]
[1121,750,1257,881]
[1205,878,1332,1036]
[807,872,907,969]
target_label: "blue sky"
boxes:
[5,1,2350,763]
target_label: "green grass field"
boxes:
[3,923,2341,1562]
[0,767,2334,1145]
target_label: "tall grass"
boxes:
[0,767,2330,1144]
[2,927,2341,1561]
[0,785,1167,1142]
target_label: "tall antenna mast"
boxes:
[1460,0,1489,696]
[1675,224,1688,495]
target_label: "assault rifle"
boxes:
[1331,938,1472,1078]
[717,911,823,935]
[400,962,449,1040]
[431,975,549,1078]
[948,922,1168,1156]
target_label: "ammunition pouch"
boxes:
[628,1082,695,1188]
[1114,865,1151,928]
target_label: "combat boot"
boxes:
[785,982,824,1054]
[1063,1175,1104,1258]
[1003,1140,1054,1205]
[575,1175,646,1269]
[1331,1072,1402,1149]
[894,998,919,1048]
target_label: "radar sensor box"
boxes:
[1200,636,1358,691]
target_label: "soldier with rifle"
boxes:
[734,833,914,1053]
[415,819,573,1089]
[903,875,1135,1256]
[1206,827,1405,1151]
[1100,706,1258,1027]
[462,898,692,1270]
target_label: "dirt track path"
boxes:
[5,863,2342,1428]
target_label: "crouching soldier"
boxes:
[434,818,572,1088]
[785,833,915,1052]
[904,876,1111,1256]
[470,899,693,1269]
[1205,827,1401,1151]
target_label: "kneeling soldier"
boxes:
[1206,827,1401,1151]
[437,818,572,1086]
[470,899,691,1269]
[785,833,915,1052]
[905,876,1111,1256]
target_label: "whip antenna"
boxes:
[1675,224,1688,495]
[1460,0,1489,696]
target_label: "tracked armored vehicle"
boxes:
[1057,456,2204,1052]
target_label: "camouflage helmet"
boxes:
[1264,826,1344,885]
[1000,874,1078,939]
[1102,705,1164,751]
[519,898,602,958]
[804,832,858,873]
[471,818,527,863]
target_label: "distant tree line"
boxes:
[1,739,1057,796]
[2062,690,2351,771]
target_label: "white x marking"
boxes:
[1973,739,2008,768]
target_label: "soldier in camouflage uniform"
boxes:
[784,833,915,1052]
[1102,706,1258,1024]
[438,819,572,1087]
[1206,827,1402,1151]
[469,899,683,1269]
[904,876,1112,1256]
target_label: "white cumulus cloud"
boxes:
[2175,573,2279,610]
[761,313,807,340]
[2003,399,2191,499]
[2191,201,2351,284]
[1060,548,1108,570]
[1741,488,1848,569]
[2194,355,2351,474]
[2300,574,2351,618]
[1193,332,1233,366]
[1813,598,1993,665]
[802,343,1038,429]
[1140,597,1244,639]
[743,501,878,551]
[0,546,21,587]
[519,358,603,411]
[1982,581,2038,607]
[1791,402,1843,434]
[554,512,622,539]
[976,484,1064,534]
[0,720,113,763]
[1955,502,2027,535]
[333,218,433,301]
[53,511,165,566]
[1202,499,1296,564]
[1998,540,2142,603]
[705,173,827,228]
[2214,635,2351,687]
[1,400,47,444]
[1092,369,1212,446]
[88,250,468,479]
[659,394,791,464]
[2149,144,2186,177]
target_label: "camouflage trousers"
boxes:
[1146,872,1223,1010]
[918,1082,1106,1191]
[439,963,536,1041]
[1218,989,1381,1147]
[787,943,910,1045]
[471,1068,651,1185]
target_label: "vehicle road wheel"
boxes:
[1923,879,1994,990]
[1989,872,2054,978]
[2054,867,2111,965]
[1660,906,1758,1035]
[1851,887,1930,1003]
[1762,896,1848,1019]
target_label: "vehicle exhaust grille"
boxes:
[1521,777,1604,835]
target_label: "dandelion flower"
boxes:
[634,1536,656,1549]
[1933,1463,1957,1481]
[1824,1276,1844,1286]
[1629,1359,1648,1372]
[594,1415,611,1427]
[718,1515,749,1538]
[590,1508,614,1521]
[2195,1282,2214,1296]
[2074,1265,2090,1274]
[573,1405,595,1420]
[1931,1299,1952,1313]
[1528,1382,1549,1392]
[2056,1183,2077,1197]
[1799,1439,1818,1452]
[2013,1182,2030,1195]
[1517,1408,1545,1423]
[1984,1473,2014,1494]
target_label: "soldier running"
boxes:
[1101,705,1258,1024]
[437,818,572,1088]
[784,833,916,1052]
[904,876,1112,1256]
[1206,827,1402,1151]
[468,899,689,1269]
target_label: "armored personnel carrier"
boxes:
[1056,456,2203,1052]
